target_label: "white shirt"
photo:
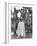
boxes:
[16,21,25,37]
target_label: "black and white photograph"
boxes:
[0,0,37,45]
[9,5,32,39]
